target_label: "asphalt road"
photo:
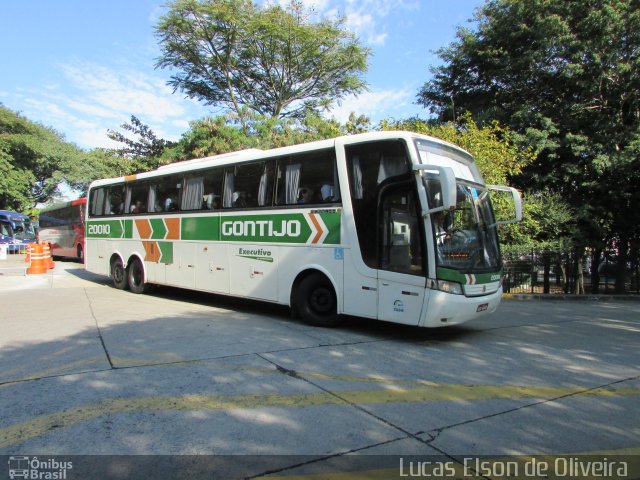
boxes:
[0,260,639,479]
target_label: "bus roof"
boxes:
[88,131,473,189]
[39,197,87,213]
[0,210,30,220]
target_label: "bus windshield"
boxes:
[433,184,501,272]
[13,218,37,241]
[0,211,37,242]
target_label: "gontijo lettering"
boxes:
[222,219,301,238]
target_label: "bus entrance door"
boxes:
[376,185,426,325]
[377,272,425,326]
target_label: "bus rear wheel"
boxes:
[77,245,84,263]
[128,257,152,294]
[111,257,128,290]
[293,273,341,327]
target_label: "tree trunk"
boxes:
[615,236,629,294]
[575,249,584,295]
[591,248,602,294]
[631,241,640,294]
[562,254,570,294]
[543,251,551,294]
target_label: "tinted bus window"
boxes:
[275,149,339,206]
[128,183,149,214]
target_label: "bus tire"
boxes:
[77,245,84,263]
[111,257,128,290]
[127,257,152,294]
[293,273,341,327]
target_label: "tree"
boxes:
[63,149,141,194]
[380,115,532,186]
[107,115,175,171]
[0,105,84,211]
[417,0,640,292]
[155,0,369,121]
[164,110,343,161]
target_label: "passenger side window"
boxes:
[346,140,411,268]
[149,176,182,213]
[106,185,125,215]
[89,188,106,217]
[127,183,149,214]
[346,140,410,202]
[225,162,273,209]
[202,169,224,210]
[379,184,425,275]
[275,149,340,206]
[181,168,225,211]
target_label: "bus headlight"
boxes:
[435,279,463,295]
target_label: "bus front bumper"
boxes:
[420,287,502,328]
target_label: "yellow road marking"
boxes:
[1,383,638,449]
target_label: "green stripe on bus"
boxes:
[158,242,173,264]
[89,211,341,245]
[220,213,311,244]
[319,212,341,244]
[124,220,132,239]
[181,217,220,241]
[149,218,167,240]
[86,220,125,239]
[437,267,503,285]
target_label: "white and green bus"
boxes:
[85,131,521,327]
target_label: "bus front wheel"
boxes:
[128,258,152,294]
[111,257,128,290]
[293,273,341,327]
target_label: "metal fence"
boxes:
[502,248,640,295]
[4,245,30,255]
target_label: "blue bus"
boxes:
[0,210,37,253]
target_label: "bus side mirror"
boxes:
[488,185,522,225]
[414,165,457,214]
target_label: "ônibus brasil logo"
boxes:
[8,456,73,479]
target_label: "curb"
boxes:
[502,293,640,301]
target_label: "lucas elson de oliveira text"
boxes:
[399,457,629,477]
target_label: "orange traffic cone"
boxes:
[26,244,48,275]
[42,243,55,269]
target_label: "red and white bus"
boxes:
[38,198,87,262]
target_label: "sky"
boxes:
[0,0,484,151]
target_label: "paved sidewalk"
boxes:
[0,253,28,276]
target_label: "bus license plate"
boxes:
[476,303,489,312]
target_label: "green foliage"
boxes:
[417,0,640,288]
[379,115,562,250]
[63,149,142,193]
[0,105,85,210]
[379,115,533,186]
[155,0,369,121]
[165,111,345,161]
[107,115,176,171]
